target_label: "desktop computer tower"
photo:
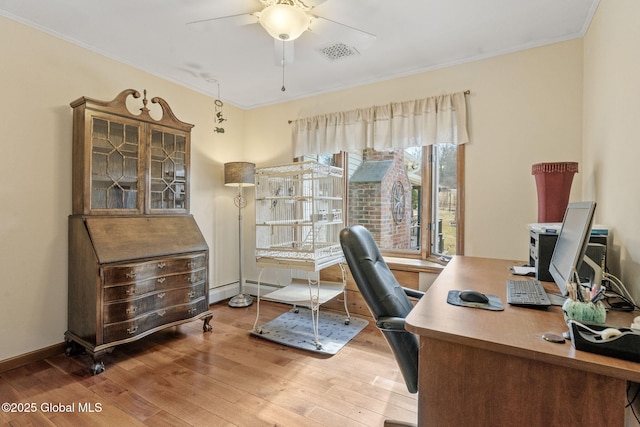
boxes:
[529,230,608,283]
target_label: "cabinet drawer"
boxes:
[103,282,206,323]
[102,253,207,285]
[103,269,206,302]
[103,298,208,343]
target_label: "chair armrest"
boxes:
[403,287,424,299]
[376,316,407,331]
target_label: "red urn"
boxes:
[532,162,579,223]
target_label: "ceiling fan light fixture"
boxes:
[259,4,310,41]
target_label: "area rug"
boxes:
[251,308,369,355]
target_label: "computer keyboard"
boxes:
[506,279,551,306]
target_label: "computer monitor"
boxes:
[548,201,599,296]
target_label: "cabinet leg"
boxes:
[202,315,213,332]
[90,360,105,375]
[65,336,105,375]
[64,340,85,357]
[86,349,107,375]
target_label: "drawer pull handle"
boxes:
[157,292,166,299]
[188,291,196,298]
[157,262,166,269]
[157,277,166,284]
[188,307,198,315]
[188,261,195,268]
[126,272,137,279]
[126,287,136,295]
[127,326,138,334]
[158,310,167,317]
[126,306,137,315]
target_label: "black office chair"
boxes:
[339,225,423,427]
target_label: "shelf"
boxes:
[92,176,138,184]
[255,253,344,272]
[262,278,344,305]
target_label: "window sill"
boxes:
[383,256,445,274]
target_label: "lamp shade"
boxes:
[224,162,255,187]
[258,3,310,41]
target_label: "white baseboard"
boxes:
[208,281,281,304]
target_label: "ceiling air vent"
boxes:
[315,43,360,61]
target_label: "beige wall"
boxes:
[6,4,630,363]
[583,0,640,303]
[0,15,247,361]
[244,38,585,282]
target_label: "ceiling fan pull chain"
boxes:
[281,39,286,92]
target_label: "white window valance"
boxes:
[291,91,469,157]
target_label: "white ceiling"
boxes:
[0,0,599,109]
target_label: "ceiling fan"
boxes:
[187,0,376,66]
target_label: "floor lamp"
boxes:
[224,161,256,308]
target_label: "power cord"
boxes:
[604,272,637,307]
[627,382,640,424]
[601,273,639,312]
[602,292,637,312]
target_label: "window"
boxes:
[429,143,463,258]
[303,144,464,261]
[292,91,469,261]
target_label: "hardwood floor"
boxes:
[0,301,416,426]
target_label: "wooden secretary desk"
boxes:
[66,89,212,374]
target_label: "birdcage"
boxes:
[255,161,344,271]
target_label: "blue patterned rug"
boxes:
[251,308,369,355]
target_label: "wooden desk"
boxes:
[405,256,640,426]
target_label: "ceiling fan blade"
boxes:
[308,15,376,50]
[186,13,259,32]
[274,39,295,66]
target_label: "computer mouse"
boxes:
[459,290,489,304]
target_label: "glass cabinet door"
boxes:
[72,89,194,215]
[149,128,188,211]
[90,117,141,211]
